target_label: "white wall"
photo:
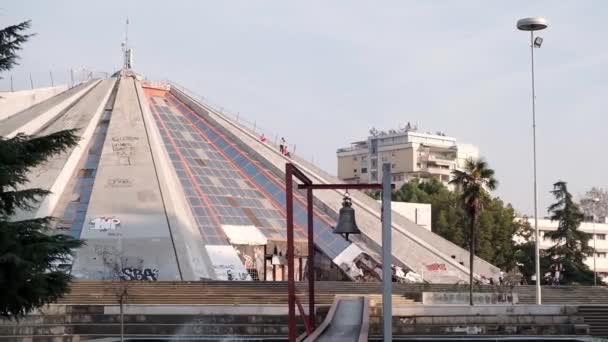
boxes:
[385,201,432,231]
[0,85,68,120]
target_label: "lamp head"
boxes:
[517,17,549,31]
[534,37,544,48]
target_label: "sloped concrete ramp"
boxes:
[303,296,369,342]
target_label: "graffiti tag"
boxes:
[120,267,159,281]
[90,217,121,231]
[111,136,139,158]
[425,263,447,272]
[226,269,250,281]
[106,178,133,188]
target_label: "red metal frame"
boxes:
[295,296,312,335]
[285,163,390,341]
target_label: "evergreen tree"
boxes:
[544,181,594,285]
[376,176,525,273]
[0,21,84,318]
[0,21,34,76]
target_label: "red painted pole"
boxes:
[286,164,296,341]
[307,188,315,329]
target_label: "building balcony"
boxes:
[418,165,452,176]
[419,153,456,165]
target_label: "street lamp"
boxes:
[517,16,548,305]
[592,197,600,286]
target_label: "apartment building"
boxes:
[518,217,608,283]
[336,126,479,188]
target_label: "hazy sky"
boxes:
[2,1,607,216]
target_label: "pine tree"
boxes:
[544,181,594,285]
[0,21,84,318]
[0,21,34,76]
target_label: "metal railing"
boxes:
[168,80,301,157]
[0,68,109,92]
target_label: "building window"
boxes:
[353,168,357,173]
[596,234,606,240]
[361,168,367,173]
[382,156,388,162]
[353,156,358,161]
[597,252,607,258]
[391,152,395,157]
[391,163,396,169]
[362,156,367,162]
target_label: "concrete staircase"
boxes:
[578,306,608,337]
[1,281,420,341]
[4,282,608,340]
[516,286,608,304]
[56,281,419,306]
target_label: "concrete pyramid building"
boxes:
[1,71,500,283]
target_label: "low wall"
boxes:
[0,304,302,340]
[381,305,588,337]
[0,303,590,340]
[0,85,68,120]
[422,291,518,305]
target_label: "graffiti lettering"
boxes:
[425,263,447,271]
[93,245,118,255]
[106,178,133,188]
[111,136,139,158]
[120,267,159,281]
[112,136,139,142]
[225,269,250,281]
[90,217,120,231]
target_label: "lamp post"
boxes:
[517,16,548,305]
[592,197,600,286]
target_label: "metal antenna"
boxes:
[122,17,130,69]
[125,17,129,52]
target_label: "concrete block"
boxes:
[422,291,518,305]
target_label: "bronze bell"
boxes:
[333,194,361,241]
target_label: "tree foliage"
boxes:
[0,21,34,76]
[384,172,525,273]
[0,20,84,318]
[544,181,594,285]
[579,187,608,221]
[449,158,497,304]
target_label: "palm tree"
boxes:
[449,158,497,305]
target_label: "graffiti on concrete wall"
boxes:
[120,267,159,281]
[425,263,447,271]
[205,245,252,281]
[90,216,121,231]
[111,136,139,165]
[106,177,133,188]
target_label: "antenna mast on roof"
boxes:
[125,17,129,52]
[122,17,133,70]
